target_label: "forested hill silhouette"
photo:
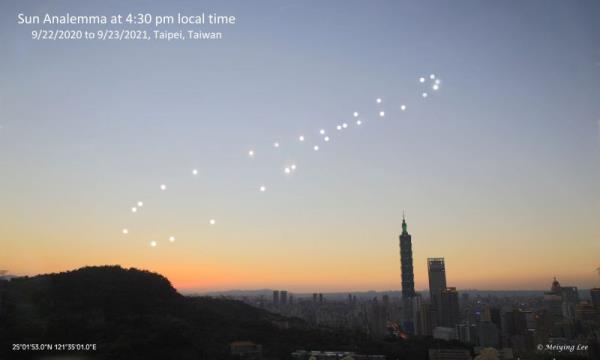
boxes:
[0,266,469,360]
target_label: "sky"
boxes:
[1,0,599,292]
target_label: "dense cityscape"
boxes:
[219,218,600,359]
[2,218,599,359]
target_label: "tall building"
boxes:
[411,294,423,332]
[478,321,500,348]
[399,215,415,299]
[558,285,579,320]
[280,290,288,305]
[456,322,476,344]
[399,215,416,333]
[273,290,280,305]
[440,287,460,327]
[503,308,527,337]
[382,294,390,307]
[428,257,447,320]
[416,302,435,336]
[575,301,596,321]
[543,278,564,321]
[489,307,502,332]
[560,286,579,303]
[591,288,600,310]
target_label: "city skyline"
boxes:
[1,0,599,292]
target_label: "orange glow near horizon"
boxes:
[2,0,600,301]
[3,217,599,293]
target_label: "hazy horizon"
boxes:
[4,263,598,294]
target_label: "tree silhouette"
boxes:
[0,266,471,360]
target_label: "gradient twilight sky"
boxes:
[1,0,599,292]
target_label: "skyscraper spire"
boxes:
[402,212,408,235]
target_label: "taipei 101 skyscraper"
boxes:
[400,214,415,298]
[399,214,416,332]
